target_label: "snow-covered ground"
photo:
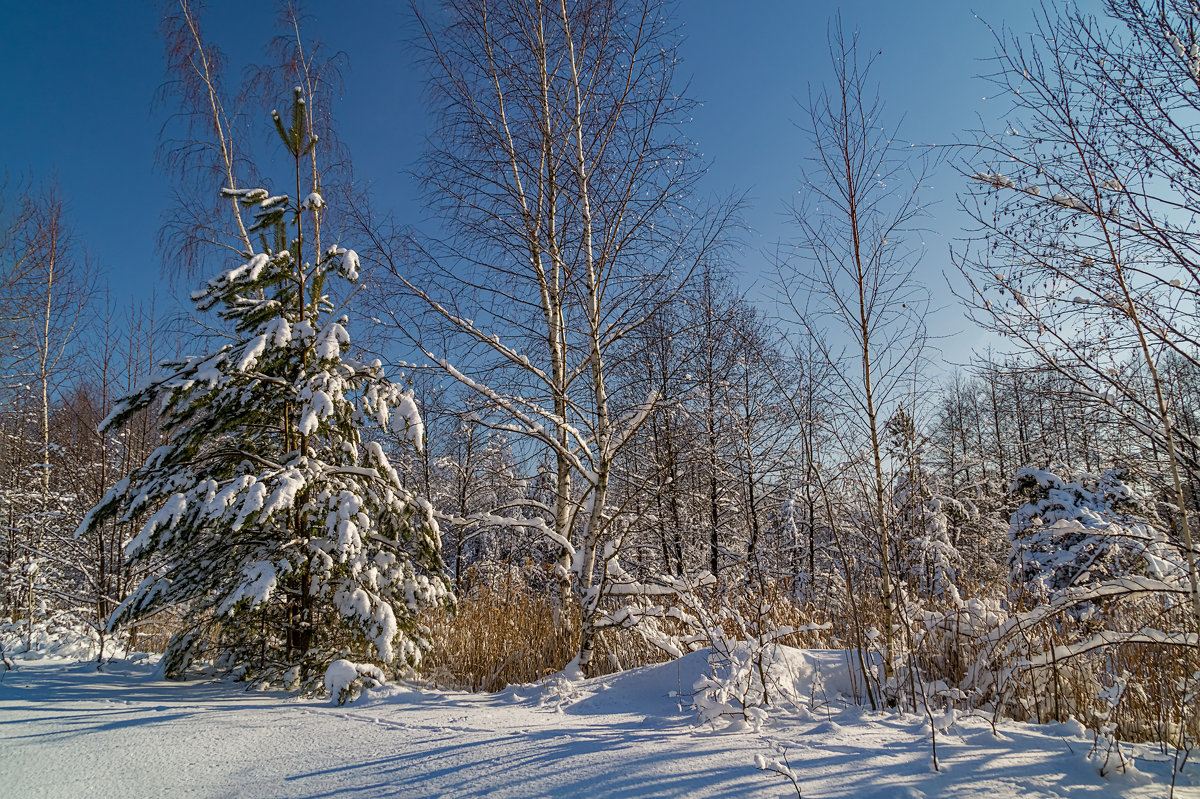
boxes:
[1,649,1195,798]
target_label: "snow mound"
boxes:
[554,649,712,718]
[552,646,859,721]
[324,659,360,695]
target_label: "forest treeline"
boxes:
[2,0,1198,765]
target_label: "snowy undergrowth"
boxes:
[2,647,1196,797]
[0,612,126,663]
[692,644,856,731]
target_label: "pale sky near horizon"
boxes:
[2,1,1092,367]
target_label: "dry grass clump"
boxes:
[902,588,1199,746]
[984,603,1200,746]
[126,612,185,654]
[421,572,577,691]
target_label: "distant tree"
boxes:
[47,296,171,658]
[618,298,698,580]
[0,187,93,646]
[430,416,528,594]
[677,270,750,582]
[886,407,968,599]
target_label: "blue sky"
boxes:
[2,1,1079,361]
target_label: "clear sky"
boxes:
[2,1,1087,362]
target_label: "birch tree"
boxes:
[0,189,92,646]
[371,0,733,673]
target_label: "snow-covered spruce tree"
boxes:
[77,89,450,688]
[886,409,968,599]
[1008,465,1185,599]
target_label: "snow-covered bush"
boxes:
[1008,465,1185,598]
[909,587,1007,693]
[0,609,127,662]
[931,466,1197,744]
[686,569,834,727]
[961,567,1198,746]
[77,90,451,690]
[693,642,804,730]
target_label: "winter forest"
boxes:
[2,1,1200,797]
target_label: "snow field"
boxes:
[2,648,1196,798]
